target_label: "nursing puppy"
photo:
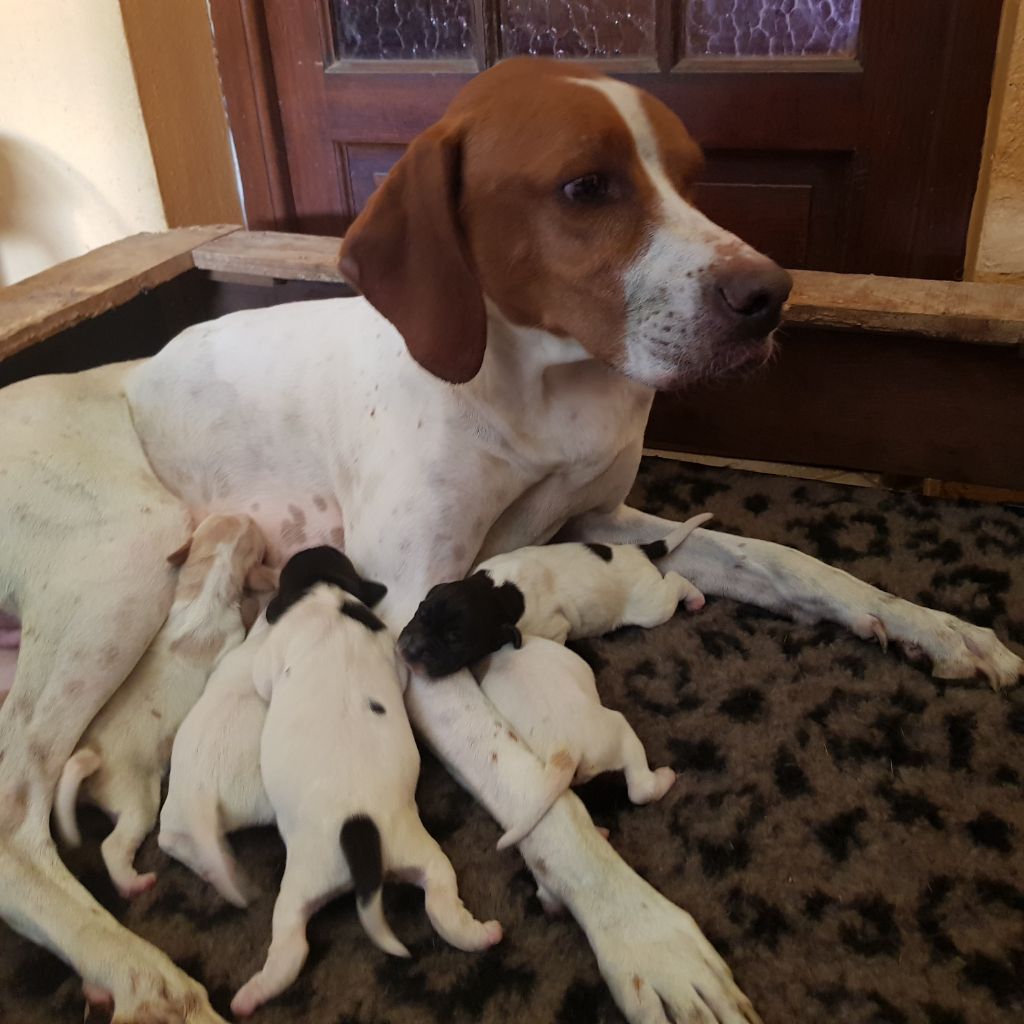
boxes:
[479,636,676,852]
[159,614,275,909]
[231,547,502,1018]
[399,512,712,677]
[53,514,269,897]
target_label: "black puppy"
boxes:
[267,546,388,624]
[397,572,523,678]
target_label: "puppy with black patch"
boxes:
[53,514,271,898]
[231,547,502,1018]
[478,636,676,852]
[398,513,712,677]
[159,613,275,909]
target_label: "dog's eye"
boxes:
[562,173,609,204]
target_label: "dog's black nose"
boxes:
[715,257,792,337]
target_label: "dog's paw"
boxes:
[588,883,761,1024]
[846,603,1022,690]
[103,947,224,1023]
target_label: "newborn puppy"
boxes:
[399,512,712,677]
[159,613,275,908]
[53,514,270,897]
[479,636,676,852]
[231,547,501,1018]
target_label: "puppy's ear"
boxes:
[338,123,486,384]
[504,624,523,650]
[352,578,388,609]
[265,593,285,625]
[246,564,280,593]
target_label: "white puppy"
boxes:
[53,514,269,898]
[398,513,712,678]
[478,636,676,853]
[158,614,275,909]
[231,548,502,1018]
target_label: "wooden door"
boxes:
[215,0,1003,280]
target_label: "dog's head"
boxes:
[340,57,791,390]
[397,572,524,678]
[267,545,388,625]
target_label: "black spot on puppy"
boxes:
[639,538,668,561]
[369,700,386,715]
[584,542,613,562]
[341,601,386,632]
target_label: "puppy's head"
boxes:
[172,514,269,601]
[267,546,387,625]
[397,571,524,678]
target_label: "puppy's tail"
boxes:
[638,512,714,562]
[340,815,410,958]
[496,749,578,851]
[54,748,102,848]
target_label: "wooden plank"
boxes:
[786,270,1024,346]
[0,226,239,362]
[191,233,1024,346]
[192,231,349,284]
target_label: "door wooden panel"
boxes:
[221,0,1002,281]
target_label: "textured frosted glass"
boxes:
[332,0,474,59]
[686,0,861,58]
[501,0,656,58]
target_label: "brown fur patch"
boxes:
[551,749,574,771]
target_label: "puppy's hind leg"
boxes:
[160,792,254,908]
[100,774,162,898]
[613,712,675,805]
[231,835,342,1017]
[391,809,502,952]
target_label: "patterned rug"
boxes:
[2,457,1022,1024]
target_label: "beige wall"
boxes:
[0,0,167,285]
[969,0,1024,281]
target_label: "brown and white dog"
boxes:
[0,58,1018,1024]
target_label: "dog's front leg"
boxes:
[566,504,1023,689]
[403,671,759,1024]
[380,591,760,1024]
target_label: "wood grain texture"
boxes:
[192,230,350,284]
[120,0,243,227]
[786,271,1024,346]
[208,0,296,230]
[188,233,1024,346]
[647,325,1024,490]
[0,227,239,361]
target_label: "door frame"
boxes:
[209,0,1004,280]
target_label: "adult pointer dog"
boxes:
[0,58,1019,1023]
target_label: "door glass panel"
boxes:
[500,0,656,58]
[685,0,861,58]
[331,0,474,59]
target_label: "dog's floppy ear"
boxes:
[503,624,523,650]
[338,123,486,384]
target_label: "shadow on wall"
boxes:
[0,135,132,286]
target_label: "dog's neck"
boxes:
[466,303,651,418]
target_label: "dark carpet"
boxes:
[2,457,1022,1024]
